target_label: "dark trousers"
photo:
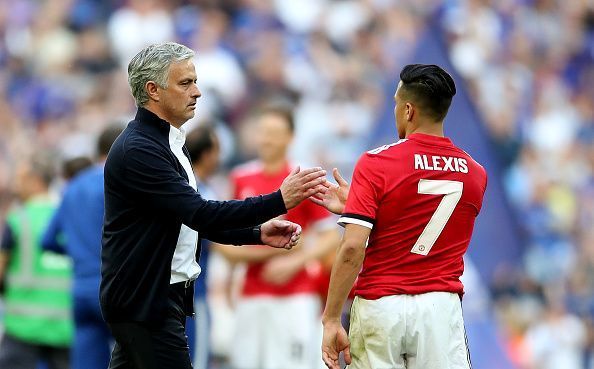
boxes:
[0,334,69,369]
[107,282,194,369]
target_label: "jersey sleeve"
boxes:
[338,153,384,229]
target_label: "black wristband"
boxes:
[252,224,262,244]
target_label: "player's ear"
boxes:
[405,102,414,122]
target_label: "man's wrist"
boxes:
[322,314,341,325]
[253,224,262,243]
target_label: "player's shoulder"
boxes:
[453,146,487,175]
[230,160,263,180]
[360,139,411,163]
[449,146,488,188]
[364,138,408,157]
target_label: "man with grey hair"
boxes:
[100,42,327,369]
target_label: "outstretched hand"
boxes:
[280,166,327,210]
[310,168,350,215]
[260,219,302,250]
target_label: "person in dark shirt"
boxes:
[42,124,124,369]
[101,42,327,369]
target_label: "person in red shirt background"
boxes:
[313,64,487,369]
[216,103,340,369]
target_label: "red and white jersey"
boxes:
[339,133,487,299]
[231,161,334,297]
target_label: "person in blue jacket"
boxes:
[42,124,124,369]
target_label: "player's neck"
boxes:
[406,122,444,138]
[262,158,287,174]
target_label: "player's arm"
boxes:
[261,225,340,285]
[322,224,368,320]
[321,223,369,369]
[213,228,335,266]
[300,225,340,262]
[212,243,288,264]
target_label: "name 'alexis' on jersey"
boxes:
[414,154,468,173]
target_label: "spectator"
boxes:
[42,124,124,369]
[218,103,340,369]
[184,123,222,369]
[0,153,73,369]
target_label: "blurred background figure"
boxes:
[60,157,93,182]
[42,124,124,369]
[0,153,73,369]
[0,1,592,368]
[217,102,340,369]
[185,123,222,369]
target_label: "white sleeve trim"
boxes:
[337,216,374,229]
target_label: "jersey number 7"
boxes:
[410,179,463,256]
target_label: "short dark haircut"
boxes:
[399,64,456,122]
[259,102,295,134]
[186,125,218,164]
[62,156,93,180]
[98,124,125,157]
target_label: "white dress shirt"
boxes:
[168,125,201,284]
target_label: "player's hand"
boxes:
[310,168,349,215]
[262,253,304,285]
[260,220,302,250]
[322,319,351,369]
[280,166,327,209]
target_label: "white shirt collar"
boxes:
[168,125,186,149]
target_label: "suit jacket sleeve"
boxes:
[122,145,286,232]
[202,227,261,245]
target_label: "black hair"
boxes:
[62,156,93,180]
[399,64,456,122]
[98,124,125,157]
[186,124,218,164]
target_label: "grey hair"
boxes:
[128,42,195,107]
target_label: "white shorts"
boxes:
[230,294,325,369]
[347,292,471,369]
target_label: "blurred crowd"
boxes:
[0,0,593,369]
[439,1,594,368]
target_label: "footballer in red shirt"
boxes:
[216,104,340,369]
[314,64,487,369]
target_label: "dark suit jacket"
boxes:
[100,108,286,322]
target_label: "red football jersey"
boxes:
[231,161,334,296]
[339,133,487,299]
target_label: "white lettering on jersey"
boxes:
[458,158,468,173]
[414,154,469,173]
[432,156,442,170]
[414,154,424,170]
[442,156,455,171]
[367,139,407,155]
[422,154,433,170]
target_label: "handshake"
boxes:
[259,166,350,250]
